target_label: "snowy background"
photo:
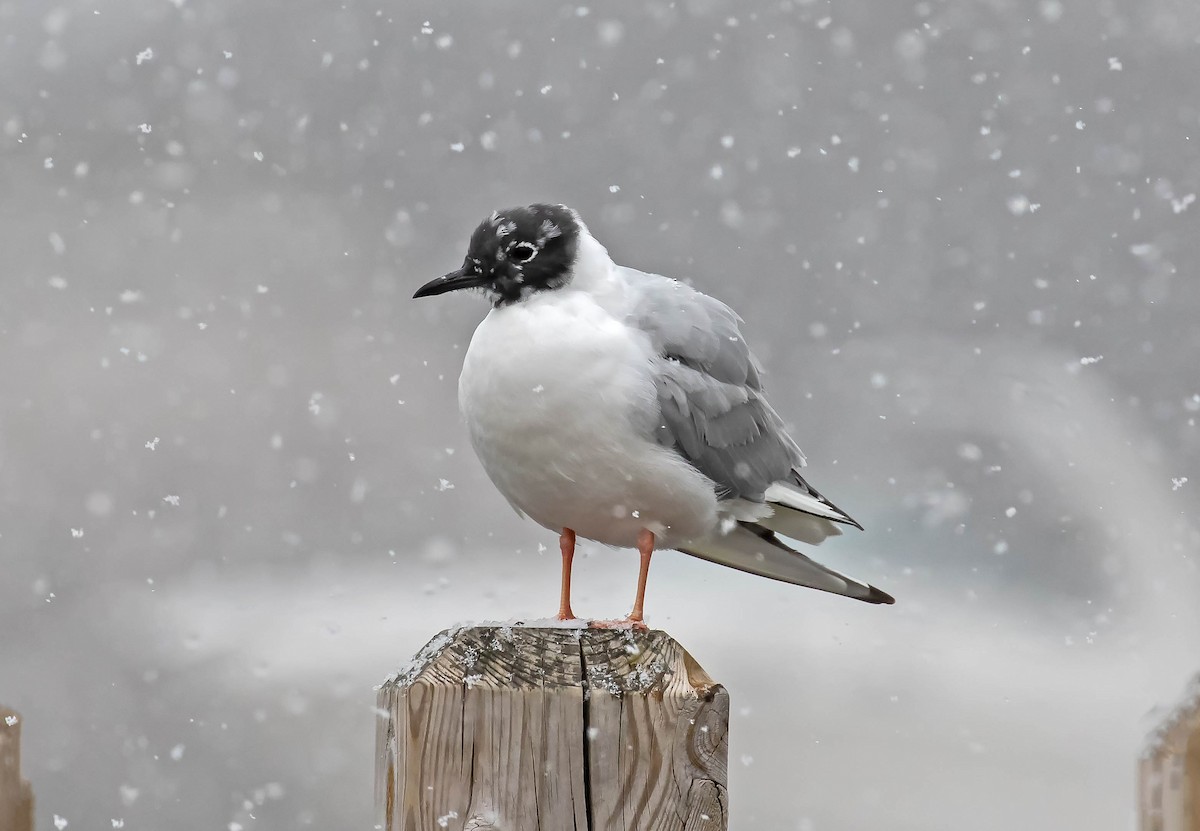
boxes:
[2,0,1199,829]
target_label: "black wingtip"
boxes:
[792,471,864,530]
[862,584,896,605]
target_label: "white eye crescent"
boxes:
[509,242,538,263]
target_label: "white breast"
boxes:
[458,289,719,548]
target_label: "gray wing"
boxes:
[626,269,805,501]
[653,359,803,500]
[628,269,883,602]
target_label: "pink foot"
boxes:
[588,617,649,632]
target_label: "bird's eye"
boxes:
[509,242,537,263]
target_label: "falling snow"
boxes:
[3,3,1197,831]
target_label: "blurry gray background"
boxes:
[2,0,1198,828]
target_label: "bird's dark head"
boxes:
[414,203,582,307]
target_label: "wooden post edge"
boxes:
[0,707,34,831]
[375,626,729,831]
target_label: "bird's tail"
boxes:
[677,523,894,604]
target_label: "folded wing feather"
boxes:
[678,524,893,604]
[623,267,891,604]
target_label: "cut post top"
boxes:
[376,626,730,831]
[380,624,722,699]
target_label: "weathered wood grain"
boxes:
[1139,676,1200,831]
[0,707,34,831]
[376,627,728,831]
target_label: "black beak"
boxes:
[413,267,489,299]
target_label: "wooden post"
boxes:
[0,707,34,831]
[376,626,729,831]
[1138,674,1200,831]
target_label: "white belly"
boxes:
[458,292,718,548]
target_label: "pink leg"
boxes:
[590,529,653,631]
[555,529,577,621]
[628,529,654,626]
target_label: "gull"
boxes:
[414,203,893,626]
